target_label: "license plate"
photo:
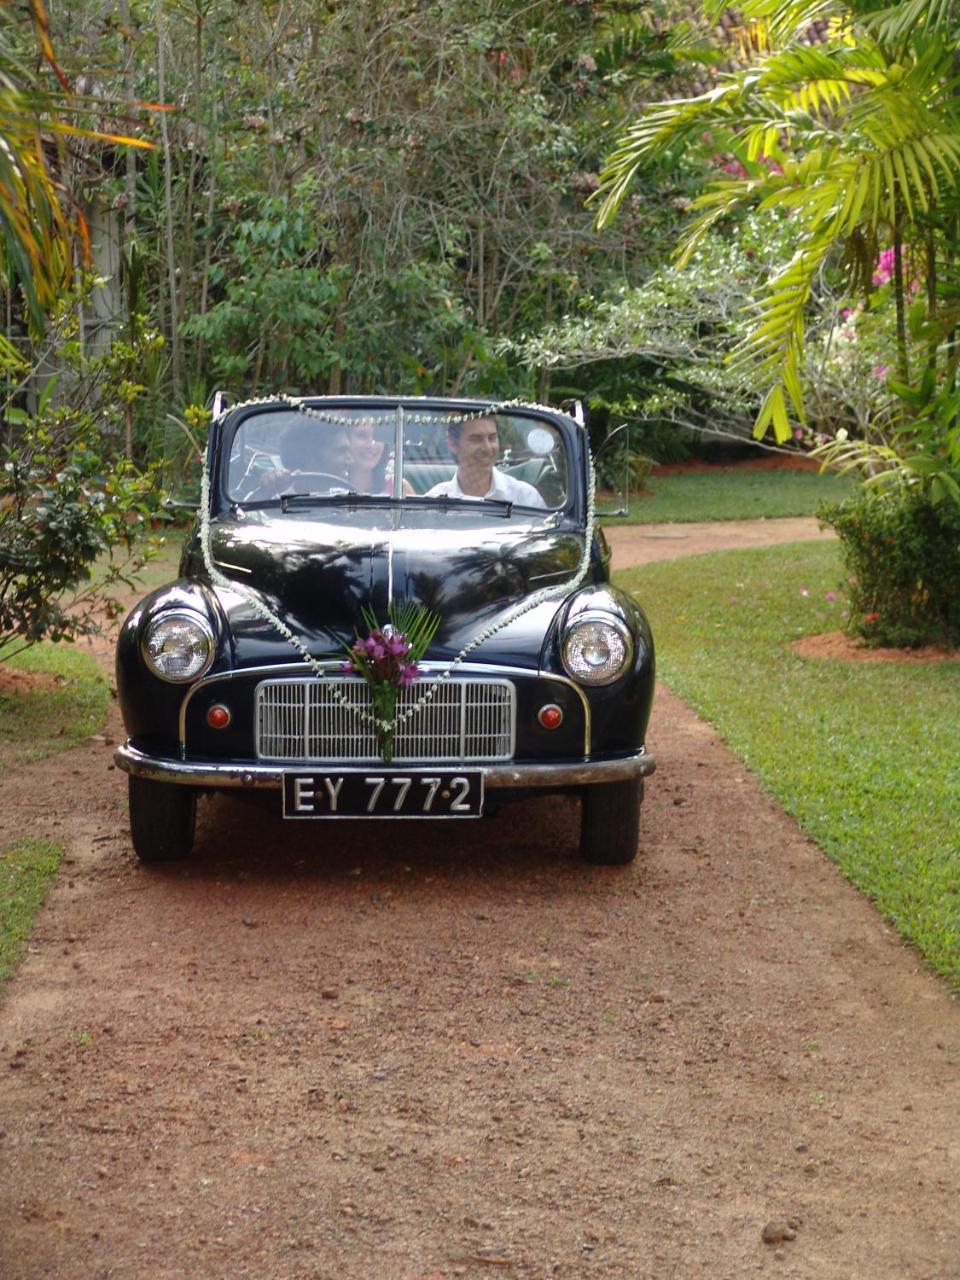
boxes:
[282,769,484,819]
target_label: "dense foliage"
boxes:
[821,486,960,647]
[2,0,705,651]
[24,0,706,419]
[4,0,960,652]
[0,292,162,657]
[593,0,960,637]
[595,0,960,449]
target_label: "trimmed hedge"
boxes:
[820,486,960,647]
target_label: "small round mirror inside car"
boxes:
[526,427,555,455]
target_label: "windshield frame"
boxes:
[214,397,580,518]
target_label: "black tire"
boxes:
[579,778,643,865]
[128,776,197,863]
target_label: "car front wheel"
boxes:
[579,778,643,865]
[128,776,197,862]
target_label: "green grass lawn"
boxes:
[0,839,63,985]
[0,644,109,991]
[616,540,960,988]
[607,465,853,523]
[0,529,187,988]
[0,644,110,769]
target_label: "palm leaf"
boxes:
[593,1,960,439]
[387,602,442,661]
[0,5,156,328]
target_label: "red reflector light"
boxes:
[207,704,231,730]
[538,703,563,730]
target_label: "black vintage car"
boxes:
[115,397,655,864]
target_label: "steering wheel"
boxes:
[284,470,353,494]
[238,469,352,504]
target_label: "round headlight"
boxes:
[142,611,215,683]
[560,613,633,686]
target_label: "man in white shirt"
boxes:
[425,415,546,508]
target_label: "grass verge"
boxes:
[609,466,852,523]
[617,540,960,988]
[0,645,109,769]
[0,541,189,985]
[0,838,64,986]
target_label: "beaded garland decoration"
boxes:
[208,392,541,432]
[198,397,596,736]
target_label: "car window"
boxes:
[226,406,569,509]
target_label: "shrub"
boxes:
[0,417,160,657]
[1,293,164,659]
[820,487,960,648]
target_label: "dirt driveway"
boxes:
[1,519,958,1280]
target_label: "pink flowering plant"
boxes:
[341,602,441,763]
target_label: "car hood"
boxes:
[205,508,585,667]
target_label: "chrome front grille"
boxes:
[255,677,515,763]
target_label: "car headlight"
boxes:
[560,612,633,686]
[142,611,215,683]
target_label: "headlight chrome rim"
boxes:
[560,611,633,686]
[141,610,216,684]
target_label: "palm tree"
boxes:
[592,0,960,444]
[0,0,152,335]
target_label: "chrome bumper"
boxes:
[114,743,656,789]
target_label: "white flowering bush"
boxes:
[508,211,800,457]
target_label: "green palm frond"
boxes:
[592,83,747,227]
[0,85,76,325]
[594,1,960,438]
[734,235,835,438]
[0,2,155,329]
[712,0,842,42]
[864,0,957,47]
[752,39,885,94]
[387,602,442,661]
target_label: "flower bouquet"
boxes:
[341,602,442,763]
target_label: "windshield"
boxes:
[224,404,569,510]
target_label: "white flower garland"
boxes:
[199,399,596,735]
[211,392,546,431]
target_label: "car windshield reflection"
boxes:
[226,405,569,511]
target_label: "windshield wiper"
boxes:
[400,494,514,517]
[279,491,398,511]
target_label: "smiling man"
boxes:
[425,415,546,507]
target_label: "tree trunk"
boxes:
[157,0,183,396]
[892,210,909,386]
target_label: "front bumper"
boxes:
[114,743,656,790]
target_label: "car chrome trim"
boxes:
[178,663,592,755]
[560,610,634,687]
[254,676,517,764]
[140,609,216,685]
[115,743,656,789]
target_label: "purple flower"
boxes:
[363,635,386,660]
[825,592,836,601]
[397,664,418,688]
[385,633,411,658]
[340,659,355,673]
